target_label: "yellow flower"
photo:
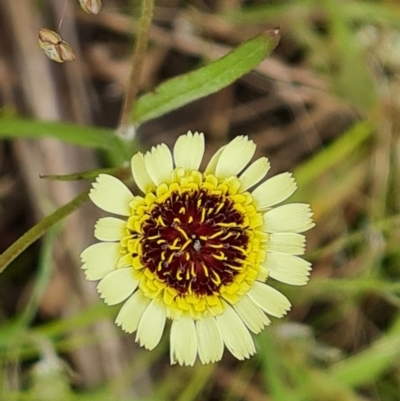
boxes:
[80,131,315,366]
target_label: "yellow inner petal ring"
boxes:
[119,169,265,320]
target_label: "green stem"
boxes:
[19,226,60,327]
[118,0,154,136]
[0,189,89,274]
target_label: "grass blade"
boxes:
[0,190,89,274]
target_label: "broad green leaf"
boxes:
[132,30,280,125]
[0,117,132,164]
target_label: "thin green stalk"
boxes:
[118,0,154,136]
[40,165,130,181]
[0,189,89,274]
[19,226,59,326]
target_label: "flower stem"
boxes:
[0,189,89,274]
[118,0,154,138]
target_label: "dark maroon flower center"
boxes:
[138,189,249,296]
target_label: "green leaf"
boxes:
[0,117,133,164]
[132,30,280,125]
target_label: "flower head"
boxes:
[81,131,315,365]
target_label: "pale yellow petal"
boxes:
[136,300,166,350]
[215,136,256,178]
[97,267,138,305]
[239,157,270,192]
[252,172,297,209]
[196,314,224,364]
[144,144,173,186]
[94,217,126,241]
[131,152,156,193]
[173,131,205,171]
[264,253,311,285]
[215,302,255,360]
[267,233,306,255]
[115,291,150,333]
[263,203,315,233]
[234,295,271,334]
[170,316,198,366]
[204,145,225,174]
[80,242,119,280]
[248,282,291,318]
[89,174,134,216]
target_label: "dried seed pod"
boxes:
[38,29,76,63]
[79,0,102,14]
